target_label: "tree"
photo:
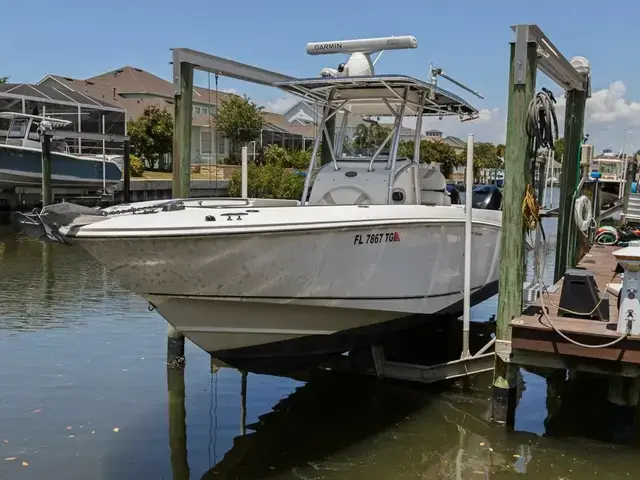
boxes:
[214,95,264,161]
[128,106,173,170]
[353,123,391,154]
[554,138,564,163]
[0,76,8,84]
[396,139,459,178]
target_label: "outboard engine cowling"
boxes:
[472,185,502,210]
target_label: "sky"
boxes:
[3,0,640,152]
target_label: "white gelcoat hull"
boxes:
[74,213,501,355]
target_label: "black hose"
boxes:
[526,88,559,155]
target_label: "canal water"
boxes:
[1,191,639,479]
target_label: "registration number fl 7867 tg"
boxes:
[353,232,401,245]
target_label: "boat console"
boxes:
[275,36,482,209]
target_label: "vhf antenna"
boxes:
[429,63,484,100]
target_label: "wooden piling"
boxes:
[553,89,587,282]
[167,324,185,368]
[123,140,131,204]
[40,132,53,207]
[492,41,537,425]
[172,62,194,199]
[167,352,189,479]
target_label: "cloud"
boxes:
[556,81,640,126]
[220,87,240,95]
[263,94,300,113]
[552,80,640,150]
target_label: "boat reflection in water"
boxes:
[163,366,640,480]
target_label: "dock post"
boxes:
[40,130,53,207]
[172,61,194,199]
[553,89,588,282]
[123,140,131,204]
[491,39,537,426]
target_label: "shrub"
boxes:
[288,149,311,169]
[263,144,288,167]
[263,145,310,169]
[129,154,145,177]
[227,163,304,200]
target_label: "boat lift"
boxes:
[171,35,497,385]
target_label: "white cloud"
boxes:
[552,80,640,150]
[263,94,299,113]
[220,87,239,95]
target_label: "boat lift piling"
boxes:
[492,24,590,425]
[169,47,296,373]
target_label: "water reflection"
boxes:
[185,370,640,480]
[168,362,190,479]
[0,232,141,331]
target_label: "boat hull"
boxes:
[0,144,122,189]
[75,218,501,370]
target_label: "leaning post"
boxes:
[492,37,537,426]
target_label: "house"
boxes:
[281,99,322,125]
[424,129,443,139]
[37,66,313,166]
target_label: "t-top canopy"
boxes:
[275,74,478,118]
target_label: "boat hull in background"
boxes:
[0,144,122,189]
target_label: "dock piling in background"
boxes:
[123,140,131,204]
[491,39,537,426]
[40,131,53,207]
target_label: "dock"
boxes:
[508,245,640,375]
[0,178,230,211]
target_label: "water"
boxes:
[1,194,639,479]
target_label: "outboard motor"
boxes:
[472,185,502,210]
[446,184,461,205]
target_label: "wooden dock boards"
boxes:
[511,245,640,366]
